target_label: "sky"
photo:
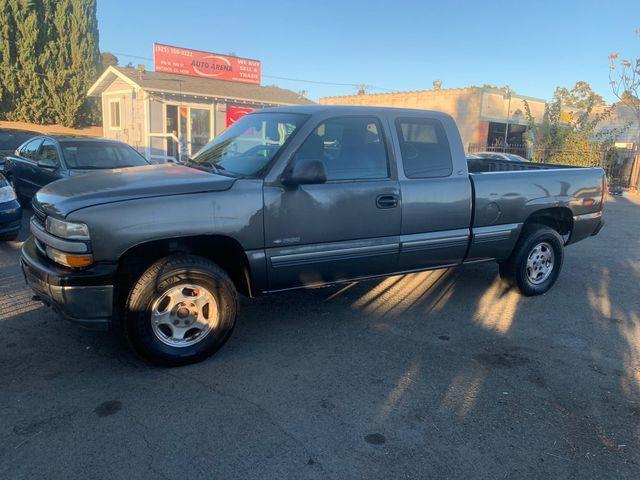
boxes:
[97,0,640,103]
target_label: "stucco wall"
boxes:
[321,88,547,148]
[593,104,640,146]
[480,90,545,126]
[320,88,484,147]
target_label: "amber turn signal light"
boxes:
[46,246,93,268]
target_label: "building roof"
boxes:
[259,105,454,117]
[321,86,546,105]
[88,66,314,106]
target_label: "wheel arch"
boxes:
[523,207,574,238]
[114,235,255,323]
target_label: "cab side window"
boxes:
[295,116,389,181]
[20,138,43,160]
[395,117,452,178]
[37,140,59,165]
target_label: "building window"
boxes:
[109,100,121,129]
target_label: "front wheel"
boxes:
[125,255,239,366]
[499,224,564,296]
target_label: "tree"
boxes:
[553,81,605,110]
[524,97,618,167]
[101,51,118,69]
[609,37,640,147]
[7,0,51,123]
[43,0,102,127]
[0,0,101,127]
[0,0,18,116]
[481,84,513,93]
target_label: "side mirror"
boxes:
[282,158,327,186]
[37,158,57,169]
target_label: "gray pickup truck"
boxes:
[21,106,605,365]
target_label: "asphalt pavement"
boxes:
[1,196,639,479]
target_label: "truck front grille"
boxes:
[31,202,46,229]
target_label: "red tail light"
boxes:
[601,175,607,208]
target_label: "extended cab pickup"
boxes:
[21,106,605,365]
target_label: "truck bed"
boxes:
[467,157,575,173]
[466,164,605,261]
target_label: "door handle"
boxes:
[376,194,399,209]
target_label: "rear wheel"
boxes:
[124,254,239,366]
[499,224,564,296]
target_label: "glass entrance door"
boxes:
[165,105,179,161]
[179,107,189,160]
[164,105,212,161]
[189,108,211,156]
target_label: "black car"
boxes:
[475,151,530,162]
[0,128,39,171]
[3,135,149,202]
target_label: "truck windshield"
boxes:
[190,112,308,177]
[61,142,149,169]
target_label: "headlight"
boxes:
[0,185,17,203]
[45,217,90,240]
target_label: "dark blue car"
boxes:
[3,135,149,202]
[0,128,39,172]
[0,173,22,241]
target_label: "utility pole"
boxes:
[503,86,512,147]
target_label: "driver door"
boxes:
[263,115,401,291]
[33,139,62,192]
[12,137,43,198]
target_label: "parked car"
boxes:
[0,128,39,172]
[3,136,149,202]
[21,106,605,366]
[0,173,22,241]
[476,151,530,162]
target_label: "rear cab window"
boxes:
[395,117,452,178]
[295,116,389,181]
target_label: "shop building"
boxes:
[320,87,547,151]
[88,66,313,162]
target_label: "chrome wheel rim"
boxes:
[150,284,218,348]
[526,242,555,285]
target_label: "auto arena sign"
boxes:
[153,43,261,84]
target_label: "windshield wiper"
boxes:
[184,159,215,172]
[185,159,239,177]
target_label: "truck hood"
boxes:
[34,164,236,217]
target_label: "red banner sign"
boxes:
[226,106,254,127]
[153,43,261,84]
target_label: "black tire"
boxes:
[499,223,564,296]
[124,254,239,367]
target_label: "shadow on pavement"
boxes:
[0,198,639,479]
